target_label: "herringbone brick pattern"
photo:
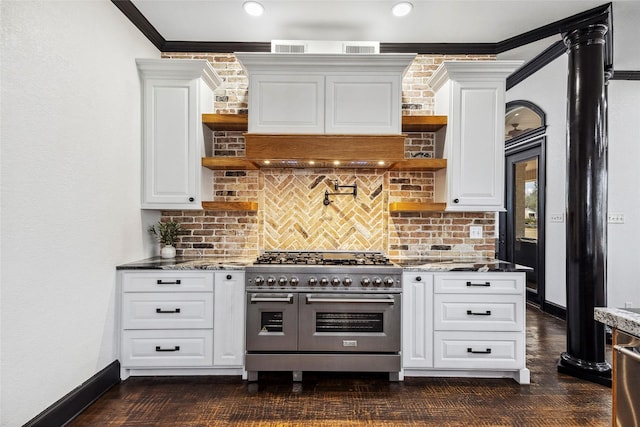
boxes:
[262,170,386,251]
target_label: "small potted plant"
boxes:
[149,220,182,258]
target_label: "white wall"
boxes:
[505,55,569,308]
[0,2,159,425]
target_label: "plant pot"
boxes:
[160,244,176,259]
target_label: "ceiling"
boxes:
[129,0,608,61]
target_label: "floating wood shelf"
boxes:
[389,158,447,171]
[201,201,258,211]
[201,157,259,170]
[401,115,448,132]
[202,114,248,131]
[202,114,447,133]
[389,202,447,212]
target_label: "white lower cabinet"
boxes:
[213,271,245,367]
[118,270,245,378]
[402,271,530,384]
[402,273,434,368]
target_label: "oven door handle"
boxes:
[305,296,396,304]
[250,294,294,303]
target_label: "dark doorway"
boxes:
[499,101,546,308]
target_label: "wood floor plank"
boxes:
[69,307,611,426]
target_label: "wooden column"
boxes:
[557,23,612,386]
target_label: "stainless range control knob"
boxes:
[343,277,353,286]
[383,277,395,287]
[331,277,341,286]
[278,277,288,286]
[361,277,371,287]
[290,277,299,286]
[267,276,276,286]
[372,277,382,287]
[319,277,329,286]
[308,277,318,286]
[254,276,265,286]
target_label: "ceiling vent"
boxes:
[270,40,379,54]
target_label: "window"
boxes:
[505,101,546,144]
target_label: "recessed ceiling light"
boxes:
[243,1,264,16]
[392,2,413,17]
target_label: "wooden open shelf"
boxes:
[202,114,447,133]
[389,202,447,212]
[201,157,259,170]
[402,115,448,132]
[389,158,447,171]
[201,201,258,211]
[202,114,248,131]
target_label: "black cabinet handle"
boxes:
[156,279,181,285]
[155,346,180,352]
[466,281,490,287]
[226,274,232,280]
[453,198,459,203]
[467,310,492,316]
[467,348,492,354]
[156,308,181,314]
[189,197,195,202]
[416,276,422,282]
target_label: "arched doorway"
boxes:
[499,101,547,308]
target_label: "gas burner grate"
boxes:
[254,251,393,266]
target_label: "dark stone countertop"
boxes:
[116,256,253,270]
[118,256,531,273]
[393,258,532,272]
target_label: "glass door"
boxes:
[499,144,545,306]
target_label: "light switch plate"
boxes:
[550,213,564,223]
[608,213,624,224]
[469,225,483,239]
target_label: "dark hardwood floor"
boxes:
[69,306,611,426]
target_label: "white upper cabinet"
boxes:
[136,59,221,210]
[236,53,415,135]
[429,61,522,211]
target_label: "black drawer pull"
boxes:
[467,347,492,354]
[155,346,180,352]
[466,281,490,287]
[467,310,492,316]
[156,279,181,285]
[156,308,181,314]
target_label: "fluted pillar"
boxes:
[558,24,611,386]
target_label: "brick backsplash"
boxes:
[159,52,496,259]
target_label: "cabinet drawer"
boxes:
[123,293,213,329]
[121,330,213,367]
[433,331,524,370]
[434,273,523,294]
[434,294,523,332]
[122,271,214,293]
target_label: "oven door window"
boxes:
[299,293,401,352]
[316,312,384,333]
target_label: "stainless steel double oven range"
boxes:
[245,251,402,382]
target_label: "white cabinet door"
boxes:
[141,78,199,208]
[429,61,522,212]
[325,75,401,134]
[137,59,220,210]
[247,74,324,133]
[402,272,434,368]
[447,81,504,210]
[213,271,245,367]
